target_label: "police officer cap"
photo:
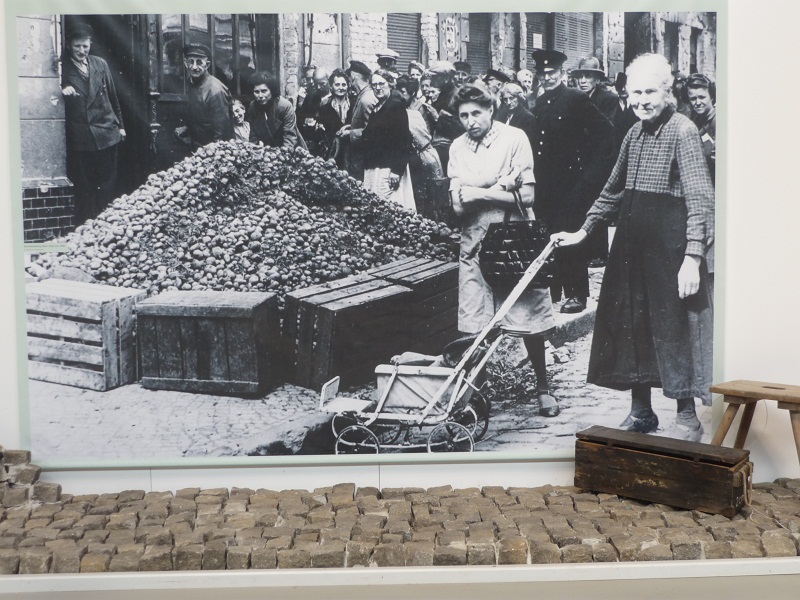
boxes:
[347,60,372,79]
[532,49,568,72]
[483,68,511,84]
[183,43,212,60]
[66,22,94,41]
[572,56,605,77]
[453,61,472,74]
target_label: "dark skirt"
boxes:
[587,190,713,404]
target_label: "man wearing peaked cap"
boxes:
[453,61,471,84]
[176,42,233,148]
[529,48,616,314]
[376,48,400,75]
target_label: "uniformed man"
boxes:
[529,49,616,313]
[176,43,233,148]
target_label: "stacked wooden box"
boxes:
[285,257,459,391]
[136,291,279,395]
[26,279,146,391]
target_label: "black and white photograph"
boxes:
[15,8,718,465]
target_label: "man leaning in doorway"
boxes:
[175,43,233,149]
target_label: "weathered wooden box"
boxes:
[285,258,459,391]
[136,291,279,395]
[574,426,752,518]
[26,279,147,391]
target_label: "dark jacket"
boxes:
[501,103,537,154]
[186,72,234,147]
[247,97,307,150]
[530,83,616,229]
[362,92,412,175]
[61,55,124,151]
[317,96,353,147]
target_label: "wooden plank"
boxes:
[100,296,120,389]
[226,318,257,383]
[199,318,230,381]
[575,442,747,517]
[28,360,106,391]
[156,318,185,379]
[285,272,376,303]
[27,294,106,321]
[306,278,399,309]
[27,337,104,366]
[26,314,103,343]
[710,380,800,404]
[117,290,144,385]
[366,257,430,279]
[140,377,260,395]
[179,319,198,380]
[136,291,274,318]
[29,278,146,300]
[137,316,160,380]
[575,425,748,466]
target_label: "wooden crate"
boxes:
[285,258,460,391]
[26,279,147,391]
[574,426,752,518]
[136,291,279,395]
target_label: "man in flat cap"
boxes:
[529,49,616,313]
[339,60,378,180]
[453,61,471,85]
[61,22,126,222]
[376,48,400,78]
[176,43,233,149]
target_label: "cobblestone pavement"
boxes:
[2,471,799,574]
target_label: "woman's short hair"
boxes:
[328,68,349,87]
[231,98,245,111]
[396,75,419,97]
[502,82,526,101]
[249,72,280,98]
[686,73,716,103]
[451,84,494,112]
[372,69,397,87]
[626,53,673,93]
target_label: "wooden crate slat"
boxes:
[365,257,430,279]
[27,294,108,321]
[28,278,146,300]
[137,316,160,379]
[225,319,257,383]
[285,272,376,303]
[116,290,145,384]
[28,360,107,391]
[140,377,260,395]
[27,337,104,366]
[137,290,274,318]
[179,319,198,382]
[27,314,104,343]
[155,318,185,379]
[99,298,120,389]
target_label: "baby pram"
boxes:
[319,241,556,454]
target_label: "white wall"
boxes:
[1,0,799,494]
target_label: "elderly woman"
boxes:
[685,73,716,185]
[499,83,536,152]
[246,72,307,150]
[361,69,415,211]
[552,54,715,440]
[448,85,560,417]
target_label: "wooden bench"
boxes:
[710,380,800,461]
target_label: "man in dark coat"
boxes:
[529,50,616,313]
[61,23,126,223]
[176,44,233,149]
[341,60,378,180]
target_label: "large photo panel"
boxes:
[11,4,720,467]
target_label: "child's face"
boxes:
[232,103,246,124]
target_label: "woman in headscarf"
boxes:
[552,54,715,441]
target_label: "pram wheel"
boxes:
[456,392,490,442]
[335,425,381,454]
[331,413,358,438]
[427,422,474,453]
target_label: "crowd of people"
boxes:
[60,28,717,440]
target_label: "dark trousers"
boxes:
[552,244,589,302]
[69,144,119,223]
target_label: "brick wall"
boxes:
[280,13,304,101]
[420,13,439,63]
[22,178,75,243]
[346,13,388,68]
[606,12,625,80]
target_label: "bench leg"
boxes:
[789,411,800,465]
[711,403,740,446]
[733,402,757,449]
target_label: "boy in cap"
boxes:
[529,49,616,313]
[175,43,233,148]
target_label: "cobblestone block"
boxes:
[497,537,528,564]
[19,537,45,548]
[466,527,495,544]
[703,541,732,559]
[657,527,714,545]
[431,545,465,566]
[310,542,345,568]
[436,530,466,547]
[637,543,673,561]
[9,465,41,486]
[662,513,699,528]
[549,527,581,547]
[562,543,594,563]
[465,542,495,565]
[372,543,405,567]
[730,538,764,558]
[80,552,111,573]
[31,482,61,503]
[277,548,311,569]
[761,531,797,557]
[171,544,203,570]
[18,547,52,574]
[2,487,28,507]
[226,546,251,569]
[0,537,20,550]
[344,540,372,567]
[0,549,20,574]
[530,542,561,564]
[3,450,31,465]
[140,545,174,571]
[109,553,140,572]
[202,541,227,570]
[591,543,618,562]
[108,513,138,531]
[401,541,432,566]
[672,541,704,560]
[250,548,276,569]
